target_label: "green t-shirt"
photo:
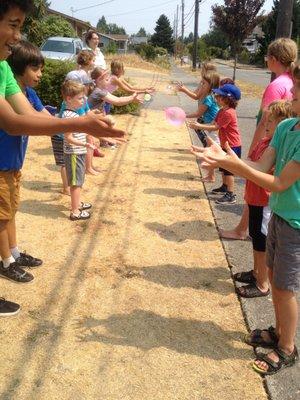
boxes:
[0,60,21,98]
[270,117,300,229]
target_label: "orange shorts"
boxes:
[0,171,21,220]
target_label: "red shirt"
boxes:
[215,107,241,148]
[244,136,271,206]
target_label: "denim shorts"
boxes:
[219,146,242,176]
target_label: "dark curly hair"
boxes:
[0,0,33,20]
[85,30,99,46]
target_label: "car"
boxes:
[40,36,84,61]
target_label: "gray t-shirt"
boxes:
[88,87,108,110]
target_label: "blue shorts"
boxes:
[219,146,242,176]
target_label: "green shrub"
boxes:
[135,43,156,60]
[221,49,230,60]
[105,41,118,55]
[238,48,251,64]
[36,59,75,107]
[207,46,223,58]
[110,79,141,115]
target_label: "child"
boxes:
[221,38,298,241]
[235,100,292,298]
[189,83,242,204]
[191,64,300,375]
[0,40,51,286]
[61,80,95,221]
[108,59,154,95]
[88,67,143,112]
[175,62,217,101]
[185,71,220,182]
[65,50,95,86]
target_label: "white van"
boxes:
[41,37,83,61]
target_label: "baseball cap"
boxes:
[65,70,94,85]
[212,84,241,101]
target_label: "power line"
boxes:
[184,9,195,26]
[71,0,115,14]
[106,0,179,17]
[184,2,195,21]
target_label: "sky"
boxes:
[49,0,274,36]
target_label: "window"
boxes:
[41,40,74,54]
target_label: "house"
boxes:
[243,25,264,54]
[130,36,148,46]
[108,34,130,53]
[47,8,92,38]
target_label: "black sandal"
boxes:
[236,283,270,298]
[245,326,278,348]
[233,270,255,284]
[252,346,299,375]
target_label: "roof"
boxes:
[47,8,92,29]
[108,34,129,41]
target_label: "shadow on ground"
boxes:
[75,310,250,360]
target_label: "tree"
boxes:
[40,16,76,45]
[107,23,126,35]
[212,0,265,80]
[201,27,230,50]
[136,27,147,37]
[255,0,300,64]
[23,0,50,45]
[184,32,194,44]
[151,14,174,53]
[97,16,108,32]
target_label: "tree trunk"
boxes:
[233,52,237,81]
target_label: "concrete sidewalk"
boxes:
[173,63,300,400]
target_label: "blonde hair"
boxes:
[61,80,85,99]
[267,38,298,73]
[268,100,293,121]
[201,62,217,75]
[202,71,220,91]
[111,59,124,75]
[292,63,300,82]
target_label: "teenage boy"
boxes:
[0,0,126,317]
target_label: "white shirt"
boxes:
[87,46,106,69]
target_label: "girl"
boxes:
[185,71,220,182]
[221,37,298,240]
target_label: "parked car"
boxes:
[40,37,83,61]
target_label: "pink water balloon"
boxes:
[165,107,186,127]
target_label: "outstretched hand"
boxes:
[190,139,241,172]
[85,113,126,139]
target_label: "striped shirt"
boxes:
[62,109,87,155]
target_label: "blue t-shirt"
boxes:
[0,87,44,171]
[201,95,219,124]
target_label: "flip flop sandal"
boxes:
[79,202,92,211]
[252,346,299,376]
[233,270,256,284]
[245,326,278,348]
[70,210,91,221]
[236,283,270,298]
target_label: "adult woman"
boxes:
[85,30,106,69]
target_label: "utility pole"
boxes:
[192,0,200,70]
[181,0,185,42]
[174,4,179,59]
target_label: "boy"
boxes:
[189,83,242,204]
[61,80,95,221]
[0,40,51,287]
[191,64,300,375]
[0,0,125,316]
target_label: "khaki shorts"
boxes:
[0,171,21,220]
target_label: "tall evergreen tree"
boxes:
[151,14,174,53]
[136,27,147,37]
[97,16,108,33]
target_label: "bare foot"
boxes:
[62,189,71,196]
[86,169,100,175]
[201,176,215,183]
[219,228,248,240]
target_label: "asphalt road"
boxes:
[215,62,271,88]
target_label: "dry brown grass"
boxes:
[0,105,267,399]
[106,53,169,73]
